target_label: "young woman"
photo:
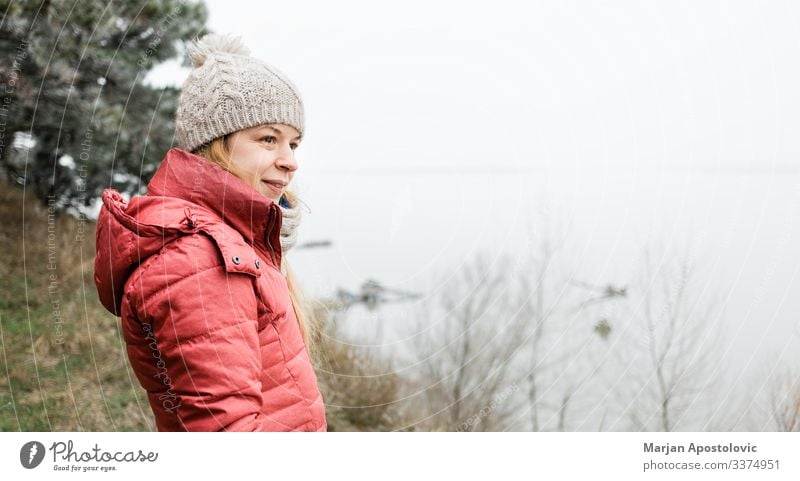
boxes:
[93,33,327,431]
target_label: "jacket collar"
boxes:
[146,148,283,266]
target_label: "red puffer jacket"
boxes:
[93,148,327,431]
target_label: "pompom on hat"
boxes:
[175,33,305,152]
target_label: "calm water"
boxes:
[289,167,800,383]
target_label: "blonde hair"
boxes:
[193,136,318,352]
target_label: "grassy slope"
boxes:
[0,182,153,431]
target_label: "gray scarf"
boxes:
[278,195,303,255]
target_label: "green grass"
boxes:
[0,182,153,431]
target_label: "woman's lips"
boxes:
[261,180,284,195]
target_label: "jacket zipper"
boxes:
[265,232,277,268]
[264,204,280,268]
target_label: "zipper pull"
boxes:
[183,207,198,230]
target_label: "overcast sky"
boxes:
[146,0,800,175]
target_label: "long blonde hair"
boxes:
[193,136,318,353]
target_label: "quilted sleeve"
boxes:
[136,260,268,431]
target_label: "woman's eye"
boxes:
[261,136,276,144]
[290,143,299,150]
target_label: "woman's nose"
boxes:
[276,144,298,171]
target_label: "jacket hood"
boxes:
[94,148,283,316]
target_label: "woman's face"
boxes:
[226,123,301,203]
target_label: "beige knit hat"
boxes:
[175,33,305,152]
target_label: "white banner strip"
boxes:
[1,432,797,480]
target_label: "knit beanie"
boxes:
[175,33,305,153]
